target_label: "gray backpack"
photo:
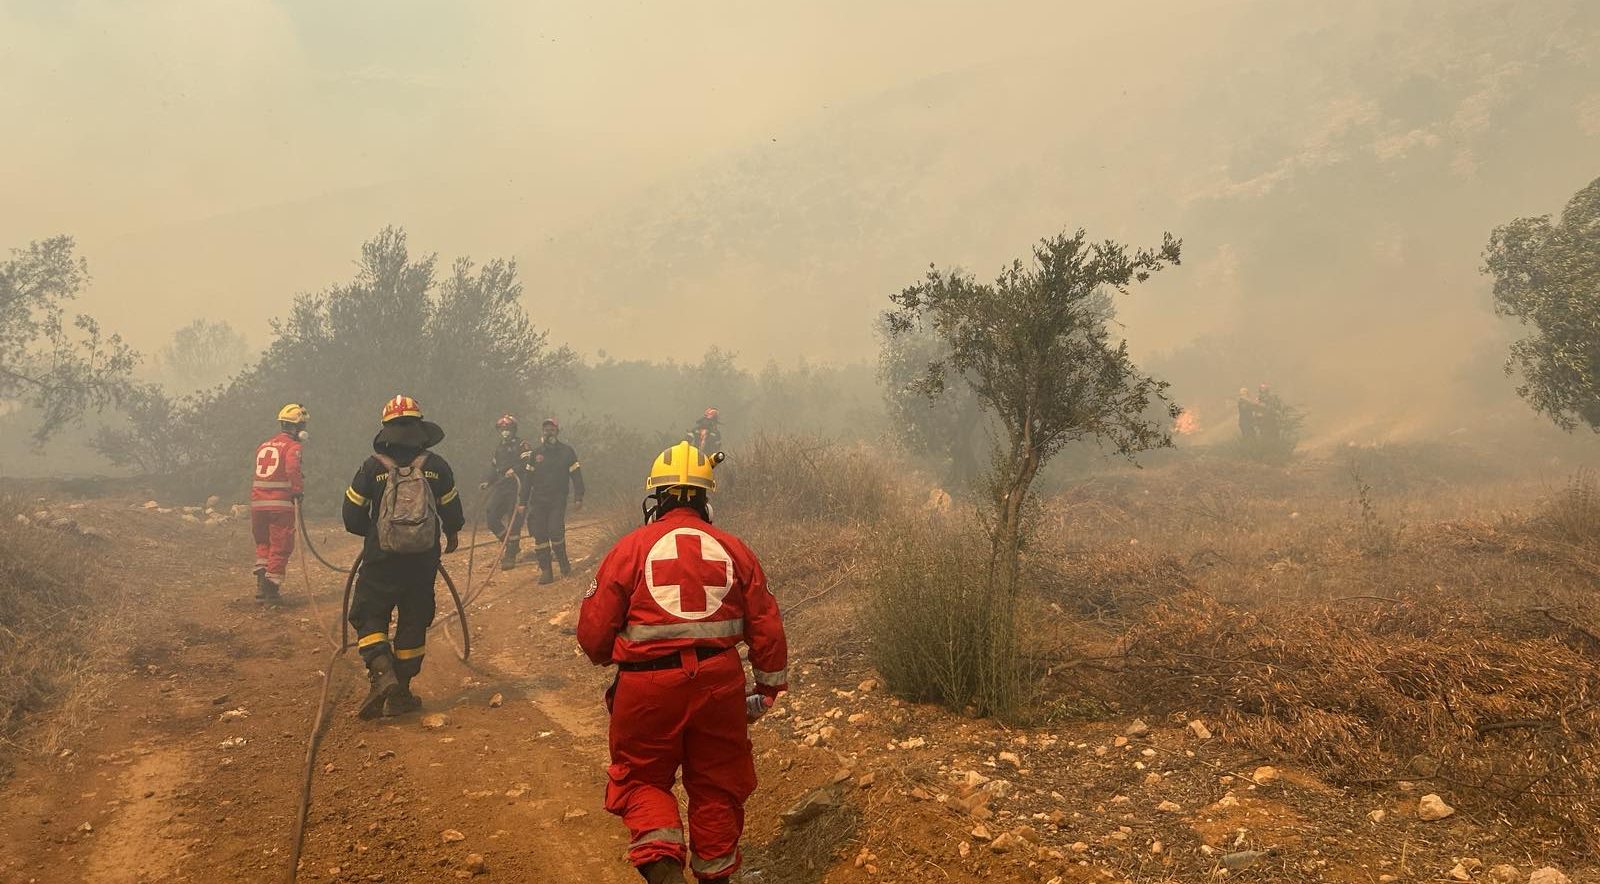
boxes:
[374,452,439,554]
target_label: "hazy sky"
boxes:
[5,0,1599,442]
[1,0,1217,351]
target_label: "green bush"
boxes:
[862,519,1023,717]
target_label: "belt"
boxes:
[617,646,731,672]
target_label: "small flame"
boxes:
[1174,409,1199,436]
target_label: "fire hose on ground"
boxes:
[284,502,472,884]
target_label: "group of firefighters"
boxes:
[248,397,769,883]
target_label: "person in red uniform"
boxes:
[578,442,788,884]
[250,403,308,602]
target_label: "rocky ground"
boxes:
[0,493,1595,883]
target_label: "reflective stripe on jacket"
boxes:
[577,507,788,697]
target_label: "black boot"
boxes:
[359,652,400,720]
[637,859,683,884]
[385,678,422,716]
[256,574,282,604]
[536,546,555,585]
[554,542,571,577]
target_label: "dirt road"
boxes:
[0,505,657,883]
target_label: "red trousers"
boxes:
[605,649,756,881]
[250,506,296,582]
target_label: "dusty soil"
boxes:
[1,491,1596,883]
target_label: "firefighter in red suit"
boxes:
[251,403,308,602]
[578,442,788,884]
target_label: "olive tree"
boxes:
[0,236,136,441]
[1484,176,1600,431]
[883,228,1183,588]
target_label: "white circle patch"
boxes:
[255,446,281,479]
[644,528,734,620]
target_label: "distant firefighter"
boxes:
[250,403,308,603]
[1236,387,1260,442]
[686,406,723,453]
[479,413,532,570]
[516,417,584,585]
[1256,383,1280,443]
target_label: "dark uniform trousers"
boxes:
[350,564,437,680]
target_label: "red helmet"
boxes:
[541,417,560,431]
[381,395,423,423]
[495,414,518,431]
[704,407,720,421]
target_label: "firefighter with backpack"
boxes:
[341,395,466,718]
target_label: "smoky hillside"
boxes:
[4,0,1600,475]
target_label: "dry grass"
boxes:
[0,496,116,774]
[1007,460,1600,855]
[1122,590,1600,851]
[722,433,902,525]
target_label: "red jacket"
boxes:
[251,432,303,509]
[578,507,788,697]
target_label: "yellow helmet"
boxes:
[645,441,717,492]
[278,403,308,423]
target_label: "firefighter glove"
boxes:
[745,693,773,723]
[444,533,460,554]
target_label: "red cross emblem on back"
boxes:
[255,445,282,479]
[645,528,734,620]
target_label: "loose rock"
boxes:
[1125,719,1150,738]
[1187,719,1213,740]
[1417,794,1455,822]
[780,786,841,826]
[1222,850,1273,870]
[421,713,447,729]
[441,829,466,843]
[1529,869,1570,884]
[1488,865,1521,884]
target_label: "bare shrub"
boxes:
[1124,590,1600,851]
[0,498,101,773]
[723,433,899,525]
[862,518,1023,716]
[1532,468,1600,548]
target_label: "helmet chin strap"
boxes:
[644,488,712,525]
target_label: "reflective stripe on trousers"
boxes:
[251,499,295,510]
[620,618,744,642]
[691,850,739,877]
[629,827,684,850]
